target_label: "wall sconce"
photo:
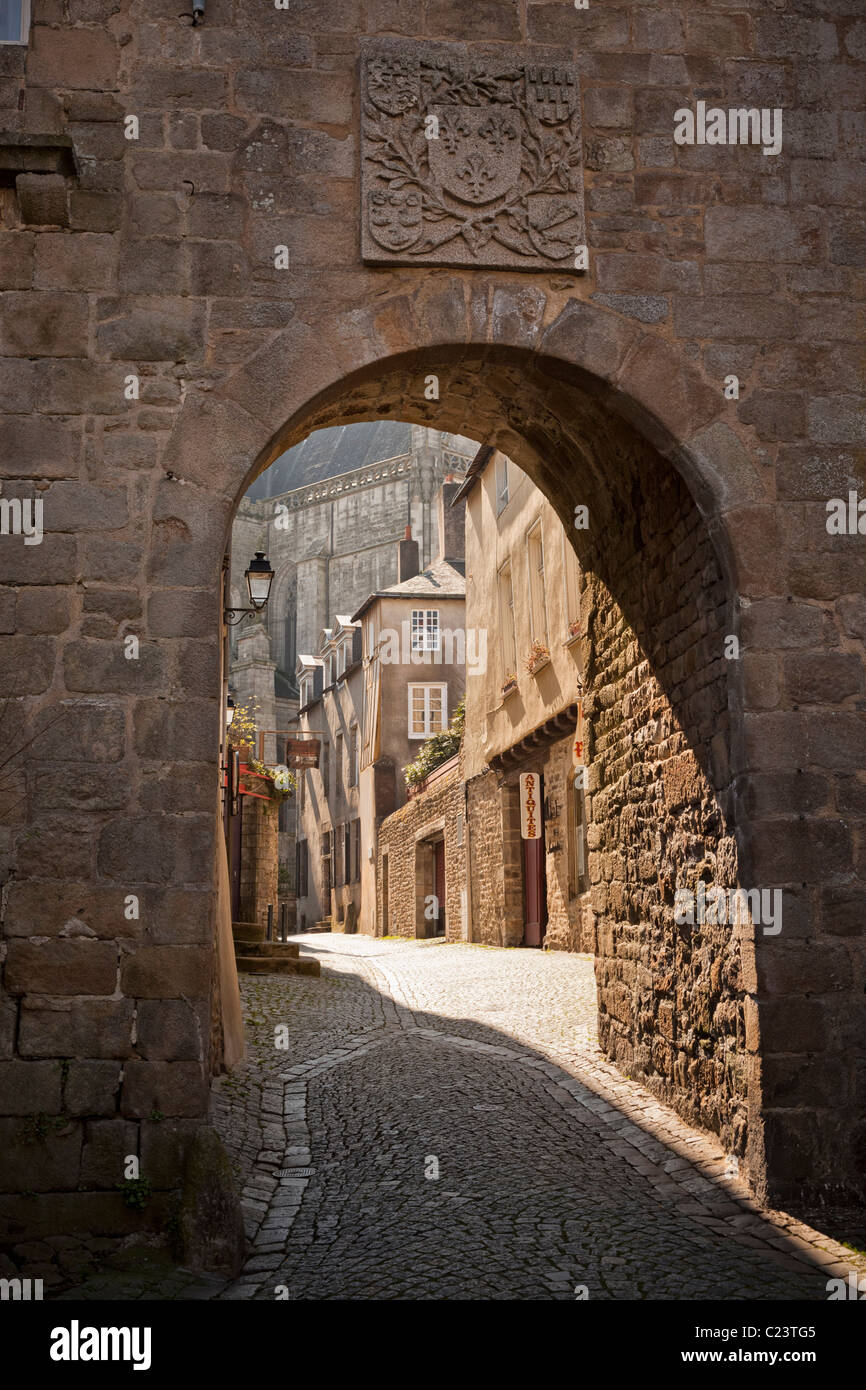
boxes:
[224,552,275,626]
[225,695,235,729]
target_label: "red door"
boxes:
[433,840,446,936]
[523,831,547,947]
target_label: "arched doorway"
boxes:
[175,290,784,1198]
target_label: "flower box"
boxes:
[524,640,551,676]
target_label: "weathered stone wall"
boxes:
[377,754,465,940]
[466,772,524,949]
[537,735,596,956]
[237,778,279,935]
[0,0,863,1226]
[581,448,743,1158]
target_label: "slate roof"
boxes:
[246,421,414,501]
[351,557,466,621]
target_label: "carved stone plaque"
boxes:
[360,41,586,273]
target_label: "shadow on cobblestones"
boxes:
[206,937,861,1303]
[46,937,865,1301]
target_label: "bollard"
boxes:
[266,903,273,942]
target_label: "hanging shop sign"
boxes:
[519,772,542,840]
[572,700,585,769]
[285,737,321,769]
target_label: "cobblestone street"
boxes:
[206,936,863,1302]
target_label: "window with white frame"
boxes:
[0,1,30,43]
[408,683,447,738]
[526,521,548,648]
[299,675,309,706]
[495,454,509,514]
[411,609,440,652]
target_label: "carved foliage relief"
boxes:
[360,42,586,272]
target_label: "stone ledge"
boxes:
[0,132,78,180]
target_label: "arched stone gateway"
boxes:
[0,3,863,1257]
[154,287,848,1214]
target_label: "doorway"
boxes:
[433,839,446,937]
[522,832,546,948]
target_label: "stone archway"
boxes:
[164,287,799,1200]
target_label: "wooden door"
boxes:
[523,832,546,947]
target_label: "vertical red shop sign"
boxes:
[519,772,541,840]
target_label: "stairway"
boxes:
[232,920,321,977]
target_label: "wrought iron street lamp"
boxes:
[225,694,236,729]
[224,552,275,625]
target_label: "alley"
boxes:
[211,937,857,1302]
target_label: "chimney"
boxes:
[398,524,420,582]
[439,480,465,566]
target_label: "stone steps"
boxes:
[237,940,300,959]
[305,920,332,934]
[232,920,265,943]
[234,953,320,977]
[232,919,318,976]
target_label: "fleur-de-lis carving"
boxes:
[439,109,471,153]
[456,151,495,200]
[478,113,518,154]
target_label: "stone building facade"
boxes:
[459,449,594,955]
[0,0,863,1239]
[295,616,364,933]
[228,421,474,761]
[354,525,467,934]
[235,753,279,936]
[228,422,473,903]
[376,752,467,941]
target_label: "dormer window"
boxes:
[1,1,30,44]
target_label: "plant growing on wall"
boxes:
[228,699,295,799]
[404,696,465,788]
[227,698,261,749]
